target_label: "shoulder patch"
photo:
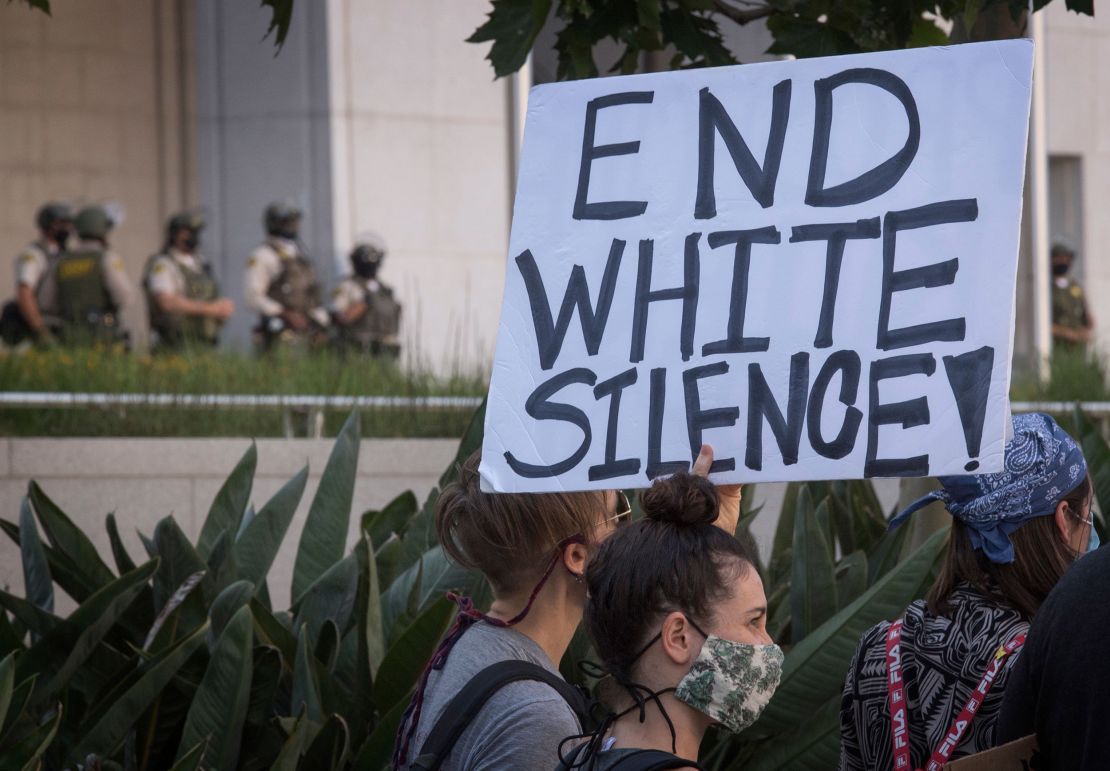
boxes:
[331,287,342,299]
[1071,285,1082,298]
[247,256,257,269]
[110,256,125,271]
[18,252,36,264]
[151,261,166,274]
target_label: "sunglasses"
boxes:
[604,491,632,526]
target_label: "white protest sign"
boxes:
[481,40,1033,493]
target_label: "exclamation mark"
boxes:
[942,346,995,472]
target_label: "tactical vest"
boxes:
[54,247,118,341]
[343,280,402,354]
[1052,280,1088,330]
[266,255,320,315]
[145,254,222,349]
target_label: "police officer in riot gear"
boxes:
[244,202,329,350]
[330,233,402,358]
[143,211,234,352]
[0,202,74,346]
[1050,242,1095,353]
[37,205,133,345]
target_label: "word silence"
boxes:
[481,40,1033,492]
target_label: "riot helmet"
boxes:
[350,233,387,279]
[74,205,115,242]
[36,202,73,249]
[167,210,205,252]
[264,201,301,240]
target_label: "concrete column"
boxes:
[193,0,336,350]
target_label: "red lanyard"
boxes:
[884,619,1025,771]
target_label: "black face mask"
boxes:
[275,227,298,241]
[49,228,70,249]
[181,235,199,251]
[1052,263,1070,277]
[354,261,379,279]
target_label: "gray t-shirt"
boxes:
[404,621,580,770]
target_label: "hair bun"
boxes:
[639,471,719,526]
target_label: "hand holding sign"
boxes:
[482,41,1032,493]
[692,444,743,536]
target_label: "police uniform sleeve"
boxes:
[329,280,358,314]
[146,256,178,296]
[15,250,44,288]
[245,247,284,316]
[103,253,134,309]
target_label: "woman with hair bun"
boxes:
[558,471,782,770]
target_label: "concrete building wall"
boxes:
[193,0,335,350]
[0,0,197,348]
[1043,4,1110,359]
[325,0,512,373]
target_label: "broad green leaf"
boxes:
[205,528,240,595]
[0,704,62,771]
[246,645,282,727]
[1073,406,1110,527]
[315,619,340,671]
[270,714,319,771]
[65,623,208,765]
[261,0,295,48]
[249,598,298,667]
[907,16,949,47]
[359,534,385,677]
[372,595,453,713]
[0,612,23,658]
[734,694,840,771]
[18,560,158,708]
[0,653,14,729]
[167,741,206,771]
[144,569,206,651]
[381,546,479,641]
[835,550,869,610]
[0,587,58,639]
[176,605,253,769]
[208,580,254,648]
[1,674,35,738]
[294,554,359,644]
[234,466,309,588]
[150,517,208,607]
[790,489,838,642]
[301,713,351,769]
[752,528,947,735]
[105,513,137,574]
[868,516,913,584]
[292,412,360,602]
[467,0,553,78]
[29,481,116,589]
[0,518,97,605]
[292,624,324,722]
[439,395,486,489]
[351,695,408,771]
[198,442,256,559]
[18,498,52,617]
[362,490,418,548]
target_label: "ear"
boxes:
[562,539,589,580]
[659,611,699,667]
[1054,499,1073,543]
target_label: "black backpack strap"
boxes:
[610,749,702,770]
[409,660,591,771]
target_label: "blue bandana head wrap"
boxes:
[889,413,1087,564]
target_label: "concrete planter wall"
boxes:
[0,437,458,611]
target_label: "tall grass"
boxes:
[0,346,487,437]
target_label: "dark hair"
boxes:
[584,472,756,683]
[927,475,1090,619]
[435,451,605,595]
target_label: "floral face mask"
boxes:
[673,628,784,734]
